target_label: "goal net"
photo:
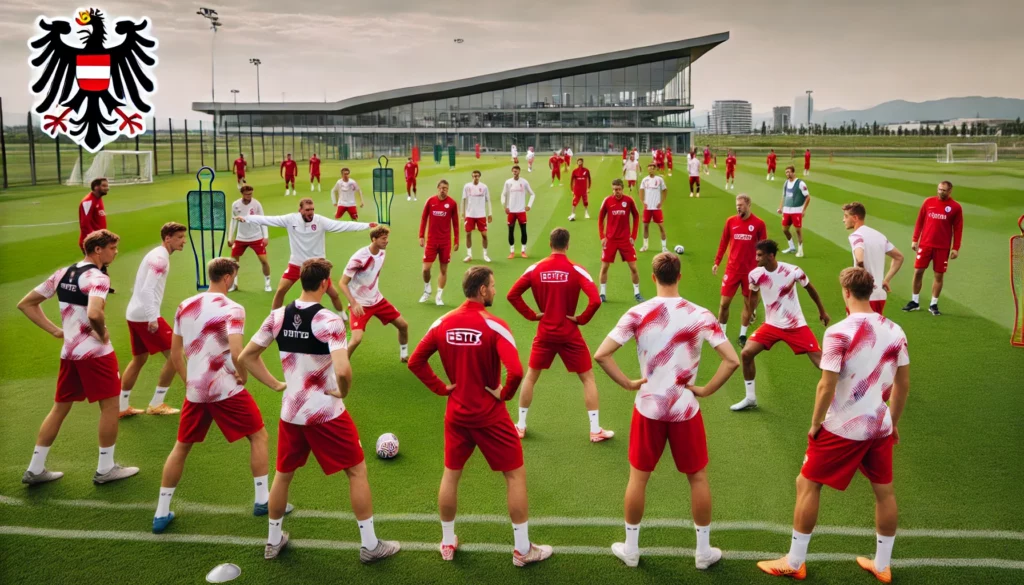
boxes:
[66,150,154,186]
[937,143,998,164]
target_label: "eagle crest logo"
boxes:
[27,7,158,153]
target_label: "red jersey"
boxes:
[666,150,673,163]
[404,161,419,181]
[280,159,298,177]
[598,195,640,241]
[418,195,460,245]
[308,156,320,175]
[703,148,711,163]
[570,167,592,196]
[804,151,811,162]
[726,155,737,171]
[233,157,247,176]
[548,155,561,169]
[507,253,601,338]
[913,196,963,251]
[767,152,777,167]
[655,150,665,164]
[715,213,768,274]
[78,192,107,248]
[407,300,523,427]
[622,147,628,160]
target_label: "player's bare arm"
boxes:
[357,185,365,208]
[330,348,352,399]
[593,338,648,391]
[86,294,109,343]
[337,275,364,317]
[808,370,839,438]
[853,247,866,268]
[17,291,62,338]
[803,283,831,326]
[883,247,905,292]
[238,341,287,391]
[229,332,248,385]
[889,364,910,444]
[685,342,740,397]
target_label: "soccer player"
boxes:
[564,146,573,170]
[240,259,401,562]
[502,165,536,259]
[511,143,519,164]
[568,158,592,221]
[119,222,189,418]
[339,226,410,362]
[507,228,608,441]
[654,147,665,171]
[309,153,322,192]
[407,266,553,566]
[622,146,629,164]
[725,149,737,190]
[281,153,298,196]
[79,177,114,291]
[18,229,138,486]
[732,239,831,411]
[666,147,674,176]
[714,194,768,344]
[526,146,535,172]
[594,252,739,571]
[233,153,248,191]
[548,151,562,187]
[622,153,640,193]
[152,258,276,534]
[757,267,909,583]
[639,164,668,253]
[236,198,374,311]
[331,167,365,220]
[228,185,273,293]
[404,156,419,201]
[778,166,811,257]
[903,181,963,315]
[843,202,904,314]
[702,145,712,176]
[766,148,778,181]
[462,170,493,263]
[598,178,643,303]
[803,148,811,176]
[419,180,461,305]
[687,149,701,198]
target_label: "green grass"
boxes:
[1,154,1022,584]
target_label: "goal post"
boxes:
[1012,215,1024,348]
[937,143,998,164]
[66,150,154,186]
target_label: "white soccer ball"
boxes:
[674,245,685,255]
[376,433,399,459]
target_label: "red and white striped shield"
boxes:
[76,54,111,91]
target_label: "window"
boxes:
[586,72,599,107]
[481,91,493,109]
[502,87,515,109]
[651,62,665,106]
[516,84,526,108]
[587,111,610,128]
[637,63,651,106]
[526,83,538,108]
[612,111,636,128]
[518,111,537,127]
[537,111,561,128]
[398,105,412,128]
[470,93,481,109]
[459,95,470,110]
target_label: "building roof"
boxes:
[193,32,728,116]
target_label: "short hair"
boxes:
[299,197,314,209]
[83,229,119,254]
[341,167,350,173]
[369,224,390,240]
[160,222,187,241]
[577,158,584,163]
[840,267,874,301]
[648,163,656,168]
[207,258,239,283]
[756,239,779,256]
[735,194,751,204]
[652,252,681,285]
[299,258,333,292]
[437,179,449,187]
[549,227,570,250]
[462,266,493,299]
[785,165,796,173]
[940,180,953,190]
[611,178,624,187]
[512,165,521,171]
[90,177,107,191]
[842,202,867,219]
[241,184,254,194]
[286,153,292,156]
[472,169,481,176]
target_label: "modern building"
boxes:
[793,94,814,129]
[193,33,729,159]
[773,106,791,131]
[710,100,752,135]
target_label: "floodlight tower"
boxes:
[231,89,239,104]
[249,58,262,104]
[805,90,813,132]
[196,8,222,103]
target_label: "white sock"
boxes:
[721,322,727,336]
[787,239,794,249]
[150,386,169,408]
[436,288,443,299]
[600,283,607,295]
[268,517,283,545]
[625,522,640,555]
[745,380,757,401]
[588,410,600,433]
[643,238,649,247]
[930,296,939,306]
[513,521,530,555]
[441,520,457,546]
[787,530,812,569]
[633,283,640,295]
[521,244,527,253]
[466,250,472,258]
[694,524,711,555]
[97,445,115,474]
[510,245,515,253]
[156,486,175,518]
[424,282,431,294]
[911,293,920,303]
[518,407,528,429]
[265,276,272,284]
[740,325,748,337]
[661,239,667,250]
[254,475,269,505]
[358,516,379,550]
[400,344,409,359]
[28,445,50,474]
[119,390,131,411]
[874,534,895,571]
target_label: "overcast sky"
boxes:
[4,0,1023,121]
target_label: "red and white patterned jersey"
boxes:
[34,262,114,360]
[173,292,246,403]
[820,313,909,441]
[251,303,348,425]
[126,246,170,323]
[343,246,386,307]
[748,262,810,329]
[608,297,727,422]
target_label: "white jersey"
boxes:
[126,246,170,323]
[173,292,246,404]
[331,178,361,207]
[501,177,536,213]
[631,151,640,163]
[511,146,518,159]
[687,156,701,177]
[623,160,639,181]
[608,297,727,423]
[245,213,370,266]
[566,148,573,159]
[343,246,386,307]
[229,198,269,243]
[526,149,535,161]
[251,303,348,426]
[820,313,909,441]
[748,262,810,329]
[35,262,113,360]
[462,182,492,219]
[848,225,894,302]
[639,175,666,208]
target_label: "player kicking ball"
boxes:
[408,266,553,566]
[331,168,365,220]
[501,165,536,259]
[419,180,460,305]
[241,259,401,562]
[462,170,493,263]
[281,153,298,196]
[598,179,643,303]
[638,164,668,253]
[778,166,810,257]
[309,153,322,192]
[687,150,701,197]
[339,226,410,362]
[714,194,768,345]
[732,240,830,411]
[594,252,739,571]
[228,185,273,293]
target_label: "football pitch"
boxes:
[1,154,1022,584]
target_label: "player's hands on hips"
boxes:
[808,423,822,440]
[351,304,365,318]
[623,377,648,391]
[148,321,159,333]
[484,386,502,400]
[911,241,918,252]
[950,250,959,260]
[419,237,425,248]
[443,383,456,396]
[712,264,719,275]
[566,315,578,323]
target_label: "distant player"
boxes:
[594,252,739,571]
[724,150,737,190]
[240,259,401,562]
[757,267,909,584]
[308,153,321,192]
[732,239,831,412]
[803,148,811,176]
[228,185,273,293]
[418,180,461,305]
[568,158,592,221]
[507,228,609,441]
[119,222,189,418]
[666,147,674,176]
[280,153,298,196]
[713,194,768,345]
[842,202,904,314]
[502,165,536,259]
[462,170,493,263]
[548,151,562,187]
[78,177,113,290]
[639,164,668,253]
[903,181,963,316]
[654,147,665,171]
[339,226,410,361]
[687,149,701,197]
[407,266,553,566]
[18,229,138,486]
[622,146,629,164]
[526,146,535,172]
[766,148,778,181]
[564,146,573,170]
[778,166,810,257]
[511,144,519,165]
[331,168,365,220]
[598,178,643,303]
[404,157,419,201]
[622,155,640,193]
[233,153,248,191]
[702,145,711,175]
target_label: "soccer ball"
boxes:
[674,245,685,254]
[376,433,399,459]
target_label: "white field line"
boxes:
[1,525,1023,570]
[1,495,1023,541]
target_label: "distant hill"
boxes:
[812,97,1024,126]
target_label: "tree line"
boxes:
[759,117,1023,137]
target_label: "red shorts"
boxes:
[768,164,776,173]
[310,172,321,180]
[602,239,637,263]
[56,353,121,403]
[749,324,821,354]
[804,161,811,170]
[689,176,700,187]
[177,390,265,444]
[643,209,664,224]
[350,298,401,331]
[444,416,523,472]
[276,411,364,475]
[406,178,417,191]
[801,428,894,491]
[231,239,267,257]
[627,180,637,188]
[914,246,950,273]
[782,213,803,228]
[282,264,340,295]
[284,175,296,184]
[720,270,751,298]
[667,160,673,169]
[127,318,173,356]
[465,217,488,232]
[236,173,246,181]
[423,242,452,264]
[507,212,528,226]
[335,206,358,220]
[564,156,571,166]
[551,168,561,178]
[628,409,709,474]
[847,301,886,315]
[572,191,589,207]
[703,157,711,165]
[529,333,592,373]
